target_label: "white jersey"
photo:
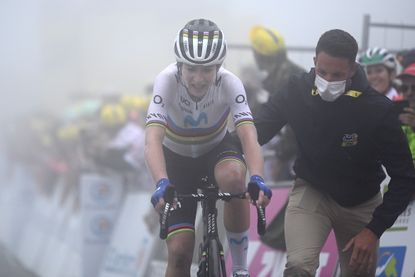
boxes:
[385,86,399,100]
[109,122,146,169]
[146,63,253,158]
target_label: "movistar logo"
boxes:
[229,236,248,251]
[184,112,208,127]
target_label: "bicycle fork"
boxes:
[197,196,226,277]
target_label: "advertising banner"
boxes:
[99,192,157,277]
[81,173,124,277]
[377,200,415,277]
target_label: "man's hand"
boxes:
[343,228,378,275]
[399,107,415,127]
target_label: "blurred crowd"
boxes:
[1,92,153,211]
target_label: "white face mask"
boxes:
[315,74,347,102]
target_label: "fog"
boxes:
[1,0,415,120]
[1,1,415,275]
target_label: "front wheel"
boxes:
[208,240,226,277]
[197,242,207,277]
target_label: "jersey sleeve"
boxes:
[221,70,254,128]
[367,108,415,237]
[145,66,176,129]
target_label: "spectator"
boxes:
[397,48,415,69]
[249,25,306,182]
[396,62,415,163]
[358,47,399,100]
[249,26,305,98]
[247,25,307,251]
[255,29,415,276]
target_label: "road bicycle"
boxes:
[159,177,266,277]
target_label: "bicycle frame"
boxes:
[197,184,229,277]
[159,179,266,277]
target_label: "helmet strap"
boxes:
[215,64,222,86]
[176,62,183,76]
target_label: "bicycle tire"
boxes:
[197,242,207,277]
[208,240,226,277]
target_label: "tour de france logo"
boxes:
[376,246,406,277]
[90,181,112,205]
[90,215,113,237]
[341,133,358,147]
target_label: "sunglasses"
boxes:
[400,84,415,93]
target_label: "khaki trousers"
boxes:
[283,178,382,277]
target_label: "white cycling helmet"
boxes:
[174,19,227,66]
[358,47,397,70]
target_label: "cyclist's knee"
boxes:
[168,253,192,270]
[168,245,193,269]
[283,259,318,277]
[215,162,245,192]
[167,235,194,269]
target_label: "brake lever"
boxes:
[159,185,175,239]
[248,182,266,235]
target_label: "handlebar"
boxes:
[176,191,246,201]
[159,185,175,239]
[248,182,267,235]
[159,183,267,239]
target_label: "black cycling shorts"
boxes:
[163,132,245,239]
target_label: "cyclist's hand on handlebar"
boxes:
[151,178,176,212]
[255,190,271,207]
[249,175,272,207]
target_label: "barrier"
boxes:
[377,200,415,276]
[0,167,36,254]
[80,173,124,277]
[36,185,80,277]
[13,173,45,272]
[99,192,157,277]
[2,164,414,277]
[0,163,83,277]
